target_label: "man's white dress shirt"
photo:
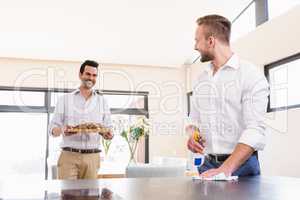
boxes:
[49,89,112,150]
[190,54,269,154]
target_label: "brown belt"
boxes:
[62,147,101,154]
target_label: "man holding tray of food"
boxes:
[49,60,113,179]
[186,15,269,178]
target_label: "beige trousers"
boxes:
[57,150,100,179]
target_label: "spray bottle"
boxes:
[190,129,205,176]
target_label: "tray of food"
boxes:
[67,122,110,135]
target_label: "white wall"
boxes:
[0,0,255,67]
[0,58,188,161]
[187,6,300,177]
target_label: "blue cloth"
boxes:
[198,154,260,176]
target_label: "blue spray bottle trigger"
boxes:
[194,157,203,166]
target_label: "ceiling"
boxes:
[0,0,253,67]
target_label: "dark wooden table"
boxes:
[1,176,300,199]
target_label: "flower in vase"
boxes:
[121,117,149,164]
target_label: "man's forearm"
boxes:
[220,143,255,174]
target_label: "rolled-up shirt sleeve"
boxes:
[48,96,65,136]
[238,70,270,151]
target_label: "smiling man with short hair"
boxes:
[49,60,113,179]
[187,15,269,178]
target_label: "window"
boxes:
[265,53,300,112]
[0,87,149,180]
[0,113,47,180]
[0,90,44,106]
[268,0,300,20]
[187,91,193,117]
[103,115,142,169]
[48,90,148,177]
[104,94,145,109]
[50,91,69,107]
[231,1,256,41]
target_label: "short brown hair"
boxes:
[196,14,231,44]
[80,60,99,74]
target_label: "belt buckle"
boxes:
[210,154,220,163]
[215,155,220,163]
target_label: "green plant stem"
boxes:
[132,140,139,159]
[124,134,135,161]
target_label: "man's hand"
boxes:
[199,166,232,178]
[63,125,77,136]
[52,126,76,137]
[102,130,113,140]
[186,124,205,154]
[187,136,205,154]
[200,143,255,178]
[52,127,63,137]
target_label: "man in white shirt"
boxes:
[187,15,269,178]
[49,60,113,179]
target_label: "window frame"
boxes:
[264,52,300,112]
[0,86,149,180]
[187,91,193,117]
